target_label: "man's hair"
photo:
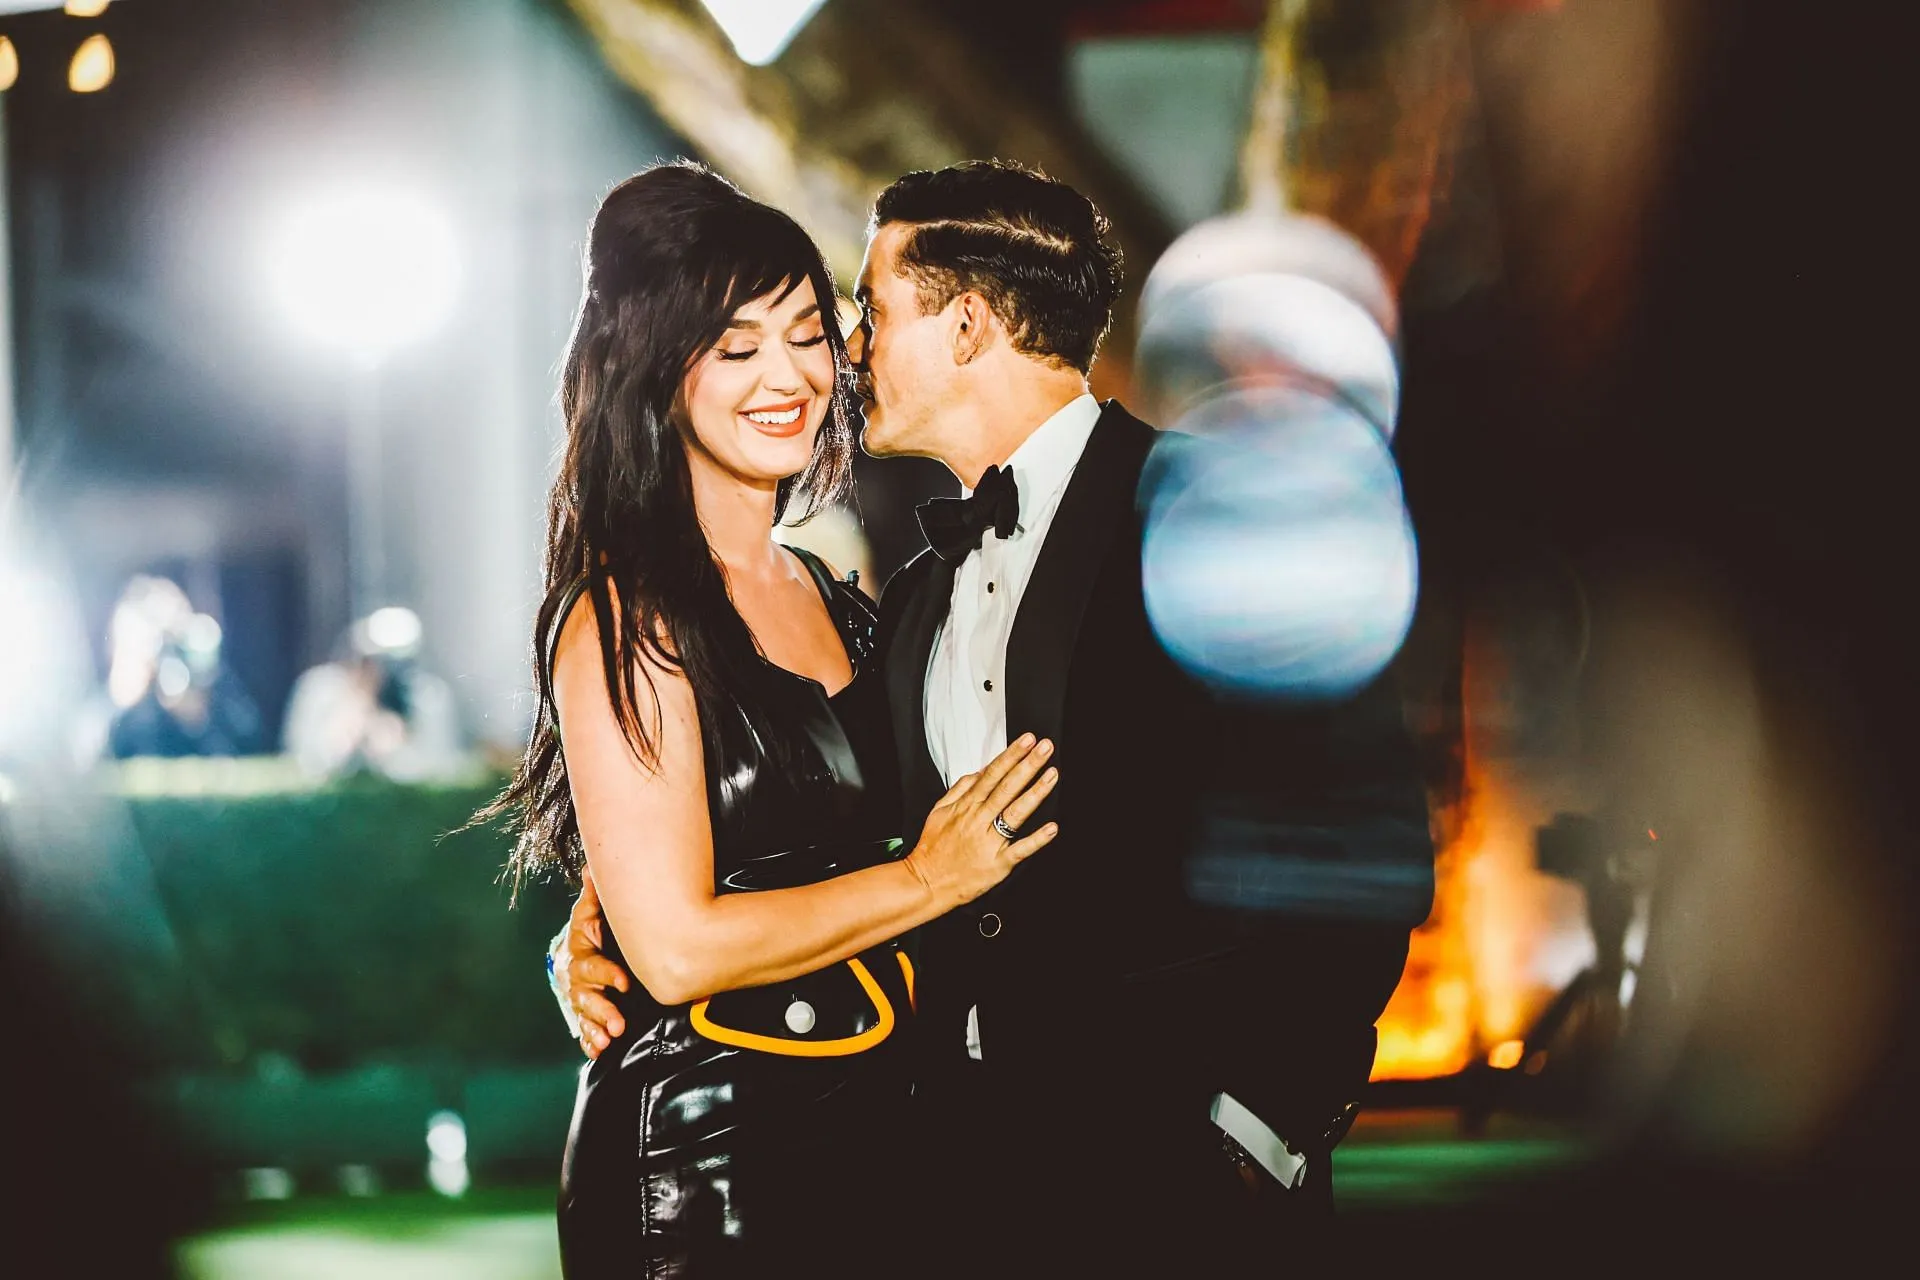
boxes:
[871,160,1123,373]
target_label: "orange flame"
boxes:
[1370,630,1592,1080]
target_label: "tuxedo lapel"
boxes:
[885,548,955,841]
[1005,402,1157,829]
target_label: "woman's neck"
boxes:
[688,457,785,582]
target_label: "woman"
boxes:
[485,163,1060,1277]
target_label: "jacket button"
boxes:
[784,999,816,1034]
[977,912,1002,938]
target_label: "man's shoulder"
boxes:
[1096,397,1165,441]
[878,547,940,619]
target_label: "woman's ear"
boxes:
[952,291,993,365]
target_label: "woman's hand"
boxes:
[904,734,1060,909]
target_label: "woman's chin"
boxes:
[737,439,818,486]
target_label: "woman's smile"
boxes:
[742,397,811,437]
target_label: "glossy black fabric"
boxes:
[880,402,1435,1273]
[556,549,913,1279]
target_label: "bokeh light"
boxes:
[426,1110,470,1198]
[1140,385,1418,700]
[67,32,113,93]
[262,187,459,365]
[360,606,424,658]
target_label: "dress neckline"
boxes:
[749,545,858,700]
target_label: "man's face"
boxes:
[852,222,959,461]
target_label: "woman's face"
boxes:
[678,276,836,490]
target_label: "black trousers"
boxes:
[907,1073,1334,1278]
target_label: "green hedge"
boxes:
[18,760,579,1074]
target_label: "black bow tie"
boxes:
[917,464,1021,564]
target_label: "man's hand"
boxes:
[554,869,630,1058]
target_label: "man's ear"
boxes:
[951,292,994,365]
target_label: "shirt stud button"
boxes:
[983,679,993,692]
[784,1000,816,1034]
[987,581,996,593]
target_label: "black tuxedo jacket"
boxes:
[878,401,1433,1151]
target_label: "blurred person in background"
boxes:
[91,574,264,761]
[478,162,1059,1278]
[552,160,1434,1275]
[281,606,471,784]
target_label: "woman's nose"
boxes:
[761,340,804,394]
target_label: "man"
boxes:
[553,160,1433,1271]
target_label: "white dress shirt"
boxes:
[924,392,1102,786]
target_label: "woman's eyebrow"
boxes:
[727,303,819,330]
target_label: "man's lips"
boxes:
[740,398,809,437]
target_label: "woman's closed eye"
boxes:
[716,333,821,361]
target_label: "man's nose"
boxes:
[846,320,868,368]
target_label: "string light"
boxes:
[65,1,113,17]
[0,38,18,93]
[68,31,113,92]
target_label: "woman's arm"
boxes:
[554,603,1056,1007]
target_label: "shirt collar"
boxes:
[964,392,1102,517]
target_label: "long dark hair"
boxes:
[479,162,857,895]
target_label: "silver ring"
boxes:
[991,813,1018,841]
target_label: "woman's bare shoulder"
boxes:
[552,580,686,704]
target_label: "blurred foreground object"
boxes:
[282,607,472,784]
[1135,212,1415,700]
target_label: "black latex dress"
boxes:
[554,548,913,1278]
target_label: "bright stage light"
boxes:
[698,0,829,66]
[262,187,459,366]
[65,1,113,17]
[0,39,19,93]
